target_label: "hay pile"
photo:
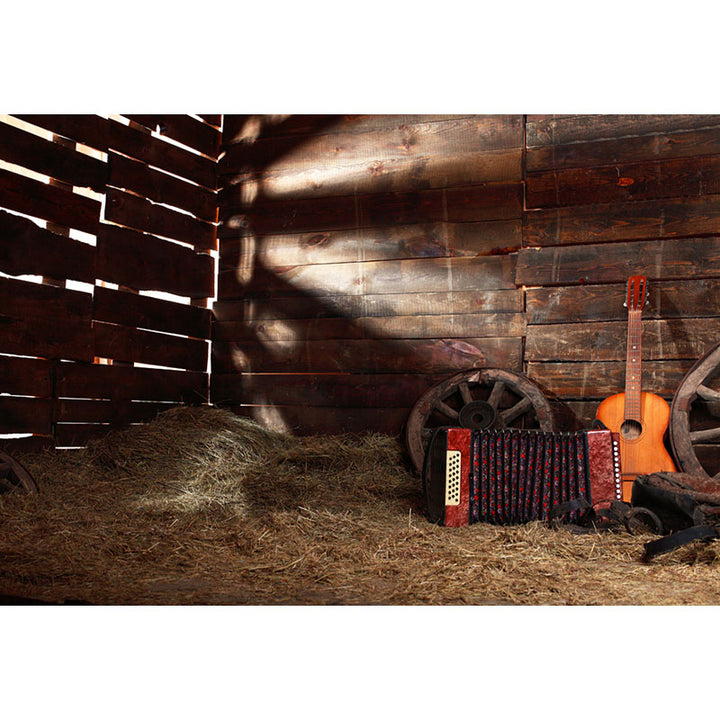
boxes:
[2,405,720,605]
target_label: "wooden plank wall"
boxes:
[0,114,220,450]
[215,114,720,451]
[213,115,525,433]
[521,115,720,440]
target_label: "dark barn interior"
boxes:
[5,114,720,609]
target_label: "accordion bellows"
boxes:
[423,427,622,527]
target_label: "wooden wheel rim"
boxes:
[0,451,39,494]
[405,367,555,475]
[669,342,720,480]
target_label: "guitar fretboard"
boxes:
[625,308,643,422]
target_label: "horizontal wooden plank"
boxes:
[96,223,215,299]
[523,195,720,247]
[0,396,52,434]
[526,279,720,324]
[93,286,211,339]
[107,118,217,189]
[0,278,93,361]
[210,372,451,408]
[56,362,208,403]
[526,124,720,173]
[56,398,178,425]
[212,289,524,322]
[526,318,720,363]
[526,115,720,147]
[219,254,517,300]
[221,114,489,146]
[105,188,216,251]
[0,167,101,235]
[123,114,221,158]
[213,312,526,343]
[13,114,110,151]
[220,183,523,236]
[93,321,209,371]
[225,404,410,436]
[516,237,720,286]
[211,336,523,374]
[525,154,720,209]
[0,210,95,283]
[221,146,521,201]
[0,355,52,397]
[219,220,521,268]
[108,152,217,222]
[0,121,107,190]
[526,360,691,399]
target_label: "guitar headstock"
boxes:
[624,275,648,311]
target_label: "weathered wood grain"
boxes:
[93,321,209,371]
[526,154,720,209]
[526,279,720,324]
[0,121,107,190]
[212,312,526,343]
[213,289,523,322]
[123,114,221,158]
[219,254,517,301]
[56,362,208,403]
[516,237,720,286]
[105,188,216,251]
[0,210,95,283]
[96,224,215,299]
[55,398,178,425]
[220,183,523,237]
[211,336,523,375]
[527,124,720,173]
[219,220,521,268]
[0,167,101,235]
[526,115,720,147]
[527,360,691,399]
[108,152,218,222]
[93,285,212,339]
[524,195,720,246]
[526,318,720,363]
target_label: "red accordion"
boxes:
[423,428,622,527]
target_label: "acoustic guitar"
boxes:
[595,275,676,501]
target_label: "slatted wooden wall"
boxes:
[520,115,720,437]
[213,115,525,433]
[0,114,220,450]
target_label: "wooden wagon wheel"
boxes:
[669,341,720,480]
[405,368,556,475]
[0,451,39,494]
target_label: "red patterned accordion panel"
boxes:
[423,428,622,527]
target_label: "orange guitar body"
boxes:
[596,392,676,500]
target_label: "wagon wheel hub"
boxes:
[458,400,496,430]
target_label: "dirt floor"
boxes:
[2,406,720,605]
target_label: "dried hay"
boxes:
[2,405,720,605]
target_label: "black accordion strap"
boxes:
[642,525,719,562]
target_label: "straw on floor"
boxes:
[1,405,720,605]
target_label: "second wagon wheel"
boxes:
[669,341,720,481]
[405,368,556,475]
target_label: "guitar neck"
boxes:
[625,308,643,421]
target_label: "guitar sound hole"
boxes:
[620,419,643,440]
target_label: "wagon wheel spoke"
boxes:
[689,426,720,443]
[696,384,720,402]
[458,381,473,405]
[499,396,533,425]
[487,381,506,410]
[433,399,459,421]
